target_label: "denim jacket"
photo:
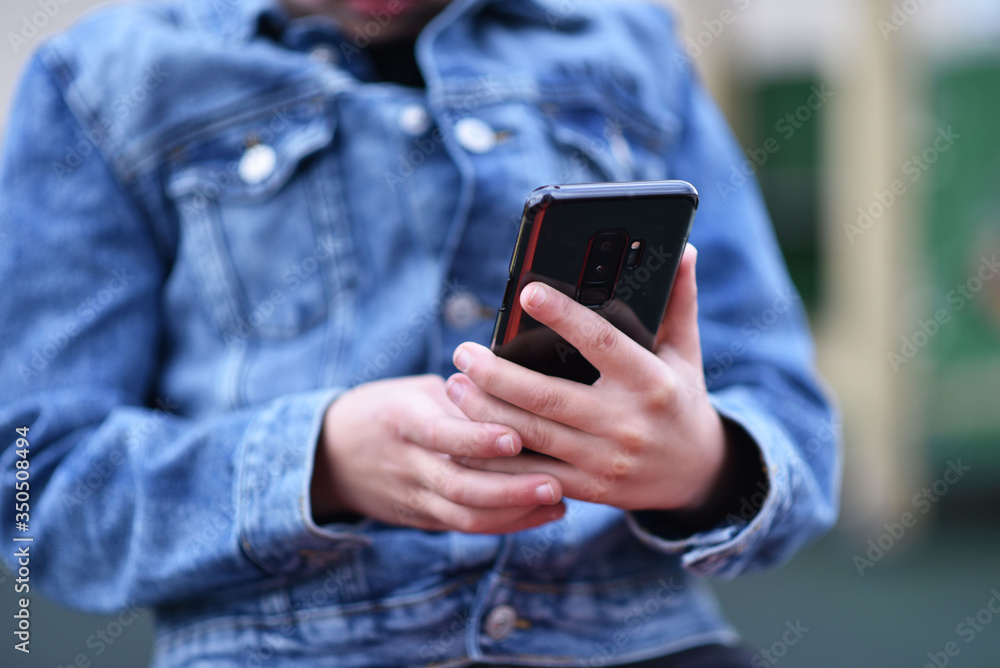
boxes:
[0,0,840,665]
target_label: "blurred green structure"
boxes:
[924,56,1000,477]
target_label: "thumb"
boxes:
[653,243,702,363]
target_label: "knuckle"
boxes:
[584,318,618,356]
[422,463,451,493]
[439,474,467,504]
[451,509,484,533]
[476,424,499,452]
[579,480,607,504]
[528,385,565,416]
[422,417,443,450]
[615,425,645,457]
[453,426,486,460]
[644,380,676,413]
[521,419,552,453]
[497,485,518,508]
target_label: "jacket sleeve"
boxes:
[625,6,842,578]
[0,53,364,614]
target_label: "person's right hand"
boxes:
[310,375,565,534]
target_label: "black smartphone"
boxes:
[490,180,698,384]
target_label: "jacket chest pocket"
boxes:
[166,104,345,340]
[541,79,677,184]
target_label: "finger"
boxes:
[653,243,702,363]
[488,503,566,534]
[517,281,652,382]
[457,452,578,481]
[416,502,567,535]
[400,413,525,459]
[422,375,474,419]
[457,455,603,506]
[446,373,598,467]
[451,343,603,432]
[394,392,524,459]
[399,497,538,533]
[410,453,564,509]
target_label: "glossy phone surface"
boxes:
[490,181,698,384]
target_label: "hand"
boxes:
[445,245,737,515]
[310,375,565,533]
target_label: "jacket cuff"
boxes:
[625,387,797,577]
[236,388,370,575]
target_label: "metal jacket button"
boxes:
[444,292,485,330]
[399,104,432,136]
[454,117,498,154]
[309,45,337,64]
[484,604,517,641]
[238,143,277,184]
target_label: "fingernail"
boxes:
[453,348,470,372]
[496,434,515,456]
[526,284,547,308]
[535,482,556,504]
[446,379,465,403]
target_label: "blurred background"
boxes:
[1,0,998,666]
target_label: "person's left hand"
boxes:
[445,244,733,513]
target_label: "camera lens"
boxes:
[578,231,628,307]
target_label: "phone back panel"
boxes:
[490,181,698,384]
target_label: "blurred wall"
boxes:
[1,0,114,138]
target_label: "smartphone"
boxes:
[490,180,698,384]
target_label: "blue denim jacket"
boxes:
[0,0,840,665]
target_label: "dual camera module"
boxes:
[577,231,643,307]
